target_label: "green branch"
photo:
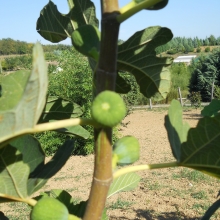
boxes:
[117,0,162,23]
[113,161,179,179]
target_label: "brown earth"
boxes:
[1,108,220,219]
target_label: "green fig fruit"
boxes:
[113,136,140,166]
[91,90,126,127]
[30,197,69,220]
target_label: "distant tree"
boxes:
[204,38,210,46]
[188,38,194,48]
[177,43,185,52]
[208,35,216,46]
[189,49,220,101]
[184,44,192,53]
[193,37,198,48]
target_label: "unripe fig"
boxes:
[30,197,69,220]
[91,90,126,127]
[113,136,140,165]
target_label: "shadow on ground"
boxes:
[136,209,201,220]
[183,113,202,121]
[109,209,201,220]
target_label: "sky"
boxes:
[0,0,220,45]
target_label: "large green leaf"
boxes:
[0,70,30,110]
[117,26,173,100]
[10,135,45,175]
[39,97,89,139]
[165,100,190,161]
[180,114,220,179]
[36,0,98,43]
[57,125,90,139]
[40,97,83,123]
[107,173,140,198]
[71,24,100,61]
[201,99,220,117]
[0,145,29,198]
[0,43,48,145]
[27,140,74,195]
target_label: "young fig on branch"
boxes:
[30,197,69,220]
[91,90,126,127]
[113,135,140,166]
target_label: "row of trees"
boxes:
[156,35,220,54]
[0,38,70,55]
[1,35,220,56]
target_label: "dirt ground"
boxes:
[1,108,220,219]
[42,108,220,220]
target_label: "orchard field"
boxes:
[2,108,220,220]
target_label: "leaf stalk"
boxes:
[113,161,179,179]
[117,0,162,23]
[0,194,37,206]
[34,118,99,132]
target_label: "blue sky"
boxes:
[0,0,219,45]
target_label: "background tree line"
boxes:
[1,35,220,56]
[0,38,70,55]
[156,34,220,54]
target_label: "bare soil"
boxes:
[44,108,220,220]
[1,108,220,219]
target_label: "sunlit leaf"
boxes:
[180,114,220,179]
[10,135,45,175]
[0,43,48,146]
[36,0,98,43]
[71,25,100,61]
[117,26,173,100]
[165,100,190,161]
[108,173,140,198]
[201,99,220,117]
[0,145,29,198]
[0,70,30,110]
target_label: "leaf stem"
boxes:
[113,161,179,179]
[33,118,99,133]
[117,0,162,23]
[0,194,37,206]
[1,118,98,146]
